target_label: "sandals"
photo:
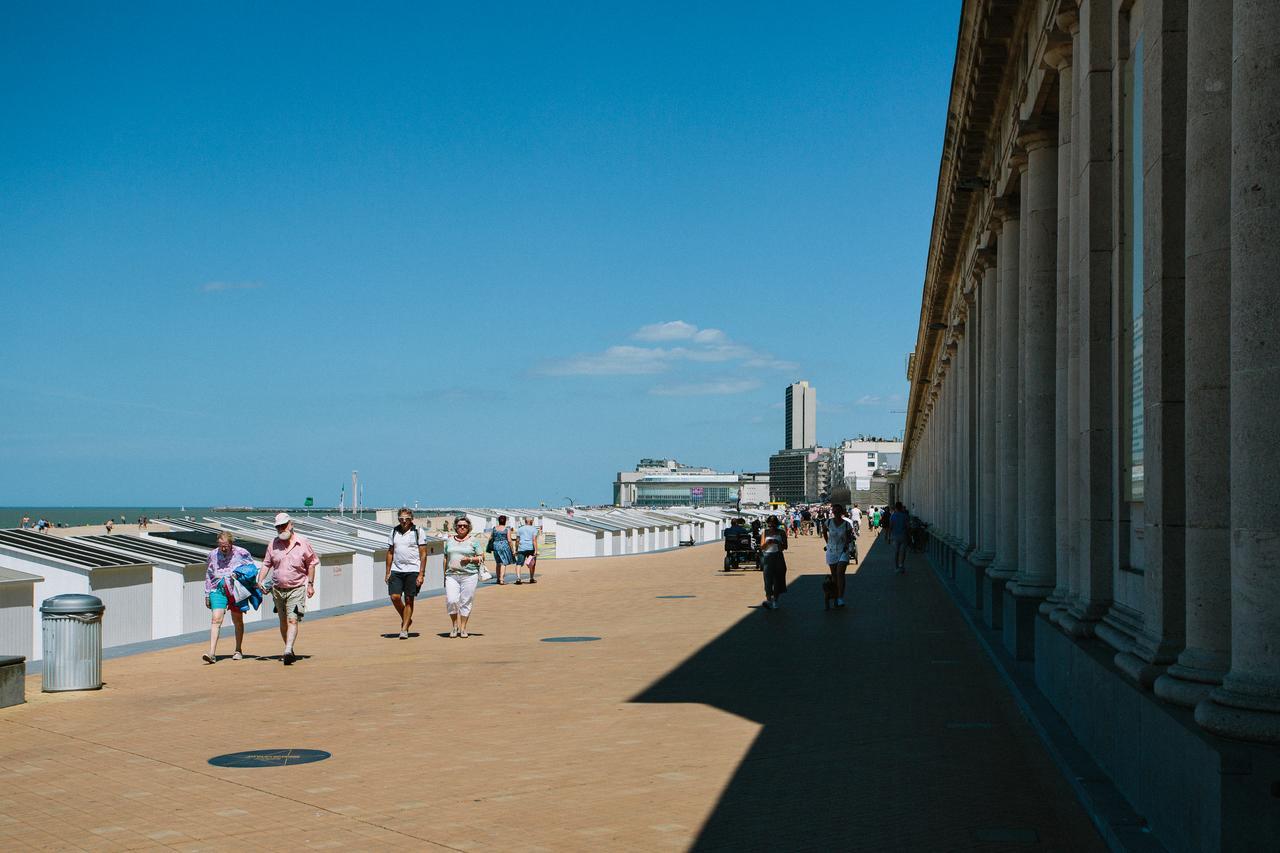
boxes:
[201,654,216,664]
[527,578,537,584]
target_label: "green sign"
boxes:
[304,497,314,507]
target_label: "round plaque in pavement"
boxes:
[208,749,331,768]
[540,636,602,643]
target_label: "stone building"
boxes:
[899,1,1278,850]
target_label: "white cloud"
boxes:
[200,281,262,293]
[540,345,676,376]
[856,394,883,406]
[538,320,794,378]
[649,379,761,397]
[633,321,699,341]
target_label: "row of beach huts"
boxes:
[0,506,761,663]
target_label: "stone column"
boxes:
[1060,0,1115,638]
[1196,0,1280,744]
[1117,0,1189,689]
[1154,0,1232,708]
[972,248,998,570]
[1045,32,1075,617]
[985,196,1020,630]
[965,280,980,554]
[1006,128,1058,659]
[1010,128,1059,598]
[1015,150,1030,601]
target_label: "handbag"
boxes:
[479,569,494,582]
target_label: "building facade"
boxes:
[613,460,760,508]
[899,3,1279,850]
[784,381,816,450]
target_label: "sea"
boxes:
[0,507,378,529]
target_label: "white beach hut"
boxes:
[0,529,152,660]
[0,566,42,662]
[77,534,213,636]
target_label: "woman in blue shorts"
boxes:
[204,531,254,663]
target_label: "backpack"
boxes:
[389,525,421,550]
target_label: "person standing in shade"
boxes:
[386,507,427,639]
[203,531,254,663]
[888,501,911,573]
[758,515,788,609]
[488,515,518,584]
[821,503,857,608]
[257,512,317,664]
[515,516,540,584]
[444,516,484,637]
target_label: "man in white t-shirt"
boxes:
[849,504,863,536]
[386,507,428,639]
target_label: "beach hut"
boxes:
[0,566,42,662]
[0,529,152,660]
[77,534,215,636]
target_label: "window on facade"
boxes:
[1121,11,1145,501]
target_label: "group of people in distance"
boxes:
[737,501,913,612]
[201,508,542,664]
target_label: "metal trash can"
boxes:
[41,593,105,692]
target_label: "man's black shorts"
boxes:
[388,571,422,598]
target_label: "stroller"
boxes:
[722,530,761,572]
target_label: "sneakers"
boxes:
[398,631,408,640]
[762,599,771,609]
[836,598,845,608]
[770,600,780,610]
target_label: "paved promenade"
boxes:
[0,528,1105,851]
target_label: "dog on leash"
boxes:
[822,577,838,610]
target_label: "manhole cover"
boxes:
[540,636,602,643]
[208,749,331,768]
[656,595,696,599]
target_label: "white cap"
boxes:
[274,512,292,527]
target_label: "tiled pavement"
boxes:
[0,529,1106,852]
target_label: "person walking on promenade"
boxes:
[849,504,862,536]
[821,503,857,608]
[444,516,484,637]
[203,531,256,663]
[515,516,540,584]
[488,514,518,584]
[386,507,427,639]
[257,512,317,665]
[888,501,911,573]
[104,518,114,534]
[758,515,788,609]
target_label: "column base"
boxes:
[982,573,1008,630]
[1115,652,1169,690]
[954,551,985,609]
[1002,587,1043,661]
[1195,680,1280,745]
[1153,661,1225,708]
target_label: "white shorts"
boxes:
[445,574,478,617]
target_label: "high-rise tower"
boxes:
[784,381,816,450]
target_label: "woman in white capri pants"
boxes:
[444,517,484,638]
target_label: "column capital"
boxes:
[1055,1,1080,37]
[1018,120,1057,153]
[973,245,997,274]
[1042,35,1073,72]
[989,195,1020,227]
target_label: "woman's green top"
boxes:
[444,534,483,576]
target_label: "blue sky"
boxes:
[1,1,959,507]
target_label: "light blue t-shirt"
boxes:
[516,524,539,551]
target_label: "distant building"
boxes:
[829,439,903,508]
[613,459,759,508]
[738,472,771,506]
[784,381,816,450]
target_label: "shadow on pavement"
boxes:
[627,537,1049,850]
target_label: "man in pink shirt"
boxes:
[257,512,318,665]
